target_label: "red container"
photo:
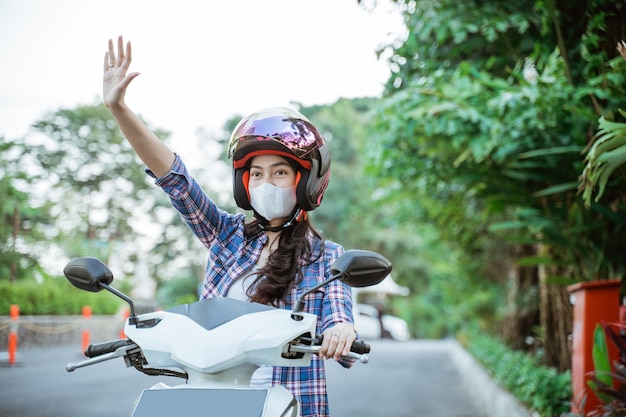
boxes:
[567,279,621,415]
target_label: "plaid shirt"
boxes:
[148,155,354,417]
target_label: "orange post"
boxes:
[119,309,130,338]
[8,304,19,365]
[567,279,621,415]
[82,305,92,354]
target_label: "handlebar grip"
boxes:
[84,339,129,358]
[350,339,370,355]
[313,335,371,354]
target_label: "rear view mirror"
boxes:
[332,250,392,288]
[63,257,113,292]
[64,257,137,323]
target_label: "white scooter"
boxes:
[63,249,391,417]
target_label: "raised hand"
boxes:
[101,35,174,176]
[103,35,140,110]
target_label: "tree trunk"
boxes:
[10,204,19,283]
[502,244,540,352]
[538,247,573,372]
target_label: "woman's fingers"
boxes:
[117,35,125,63]
[102,36,140,108]
[320,325,357,361]
[108,38,116,67]
[104,36,132,71]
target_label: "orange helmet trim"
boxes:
[242,170,250,201]
[233,149,312,170]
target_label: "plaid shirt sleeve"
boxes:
[146,154,245,250]
[275,239,355,417]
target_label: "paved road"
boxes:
[0,340,486,416]
[327,340,486,417]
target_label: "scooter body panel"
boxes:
[125,307,318,374]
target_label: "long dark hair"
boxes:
[244,217,324,306]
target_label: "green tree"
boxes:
[30,103,173,279]
[369,0,626,370]
[296,99,434,337]
[0,136,49,282]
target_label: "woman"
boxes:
[102,35,356,417]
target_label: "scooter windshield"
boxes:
[167,297,274,331]
[132,388,271,416]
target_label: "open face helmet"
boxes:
[228,107,331,213]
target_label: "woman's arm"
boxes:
[103,36,175,177]
[315,243,357,361]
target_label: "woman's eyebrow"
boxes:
[250,161,292,170]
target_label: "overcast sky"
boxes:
[0,0,403,155]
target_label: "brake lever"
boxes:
[66,344,137,372]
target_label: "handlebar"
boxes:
[69,334,371,374]
[316,336,370,355]
[66,339,138,372]
[290,336,371,363]
[85,339,131,358]
[349,339,371,355]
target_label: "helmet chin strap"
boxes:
[256,208,304,232]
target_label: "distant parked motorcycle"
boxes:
[63,249,391,417]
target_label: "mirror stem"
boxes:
[291,272,341,321]
[100,282,138,325]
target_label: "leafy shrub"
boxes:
[467,333,572,416]
[0,276,122,315]
[587,322,626,416]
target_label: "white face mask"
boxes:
[249,183,297,221]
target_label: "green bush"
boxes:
[156,273,199,309]
[0,276,122,315]
[467,333,572,417]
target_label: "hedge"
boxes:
[0,277,122,315]
[466,333,572,417]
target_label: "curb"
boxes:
[446,339,535,417]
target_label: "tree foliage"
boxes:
[368,0,626,369]
[31,104,161,264]
[28,103,235,294]
[300,99,426,299]
[0,136,49,282]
